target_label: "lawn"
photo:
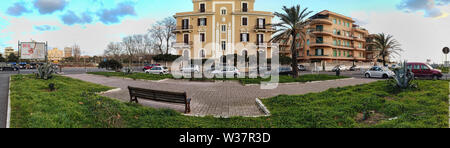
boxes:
[87,72,348,85]
[10,75,449,128]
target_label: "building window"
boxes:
[242,17,248,26]
[198,18,207,26]
[306,39,310,45]
[200,3,205,12]
[316,37,323,43]
[307,50,310,56]
[221,9,227,15]
[221,25,226,32]
[333,19,337,24]
[200,33,205,42]
[333,49,337,57]
[257,34,264,44]
[182,19,189,29]
[240,33,249,42]
[257,18,265,29]
[200,50,206,58]
[183,34,189,44]
[242,3,248,12]
[221,41,226,50]
[315,49,323,56]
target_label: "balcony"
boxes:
[310,29,333,36]
[173,25,193,33]
[173,41,193,48]
[309,18,333,25]
[310,42,333,48]
[254,25,275,32]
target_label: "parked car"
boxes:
[145,66,169,75]
[364,66,395,79]
[298,65,307,71]
[181,65,200,73]
[210,66,241,77]
[143,64,161,71]
[390,64,400,69]
[332,65,348,72]
[407,62,443,80]
[279,67,293,75]
[349,65,361,71]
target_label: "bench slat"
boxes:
[128,86,191,113]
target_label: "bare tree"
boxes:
[122,36,136,67]
[104,42,123,60]
[161,17,176,54]
[72,44,81,62]
[149,22,165,54]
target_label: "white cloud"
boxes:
[351,10,450,63]
[0,16,156,56]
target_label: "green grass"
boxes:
[10,75,449,128]
[87,72,348,85]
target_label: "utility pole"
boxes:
[443,47,449,80]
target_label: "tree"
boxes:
[99,59,123,71]
[149,22,165,54]
[373,33,402,66]
[7,53,19,62]
[122,36,137,68]
[104,42,123,61]
[270,5,313,78]
[161,17,176,54]
[72,44,81,62]
[0,56,6,62]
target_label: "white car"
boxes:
[364,66,395,79]
[181,65,200,73]
[211,67,241,77]
[145,66,169,75]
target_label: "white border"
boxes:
[6,77,11,128]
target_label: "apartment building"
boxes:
[64,47,72,58]
[282,10,372,64]
[48,48,64,62]
[4,47,18,58]
[173,0,274,61]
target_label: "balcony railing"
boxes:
[173,41,193,48]
[173,25,193,33]
[254,25,275,32]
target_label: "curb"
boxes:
[244,77,355,86]
[97,88,122,95]
[6,77,11,128]
[255,98,271,116]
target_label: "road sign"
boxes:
[443,47,449,54]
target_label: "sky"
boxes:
[0,0,449,63]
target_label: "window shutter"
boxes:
[240,34,243,42]
[247,34,250,42]
[198,19,200,26]
[205,18,207,26]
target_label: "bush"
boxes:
[99,60,123,71]
[153,54,181,62]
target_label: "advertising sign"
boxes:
[19,42,46,60]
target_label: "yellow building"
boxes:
[4,47,18,58]
[283,10,371,63]
[173,0,274,60]
[48,48,64,62]
[64,47,73,58]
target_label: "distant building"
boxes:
[64,47,72,57]
[4,47,18,58]
[48,48,64,62]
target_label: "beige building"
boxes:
[48,48,64,62]
[4,47,18,58]
[64,47,72,57]
[173,0,274,60]
[283,10,373,63]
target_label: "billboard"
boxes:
[19,42,46,60]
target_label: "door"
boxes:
[421,64,433,78]
[412,64,422,77]
[184,34,189,44]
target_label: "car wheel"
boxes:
[365,73,371,78]
[160,72,164,75]
[432,75,439,80]
[382,74,389,79]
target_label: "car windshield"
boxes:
[425,64,433,69]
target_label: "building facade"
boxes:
[173,0,274,61]
[282,10,373,64]
[64,47,73,58]
[48,48,64,62]
[4,47,18,58]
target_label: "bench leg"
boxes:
[134,96,139,103]
[130,96,139,103]
[185,101,191,114]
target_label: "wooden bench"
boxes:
[128,86,191,113]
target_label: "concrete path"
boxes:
[66,74,378,117]
[0,75,10,128]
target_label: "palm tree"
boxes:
[270,5,313,78]
[373,33,403,66]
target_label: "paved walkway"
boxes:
[0,75,10,128]
[66,74,377,117]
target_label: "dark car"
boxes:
[143,64,161,71]
[1,66,19,71]
[407,62,443,80]
[298,65,307,71]
[279,67,293,75]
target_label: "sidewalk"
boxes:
[0,74,10,128]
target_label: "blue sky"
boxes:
[1,0,449,63]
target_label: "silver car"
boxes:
[364,66,395,78]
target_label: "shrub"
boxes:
[99,60,123,71]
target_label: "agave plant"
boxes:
[36,63,56,80]
[392,61,416,89]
